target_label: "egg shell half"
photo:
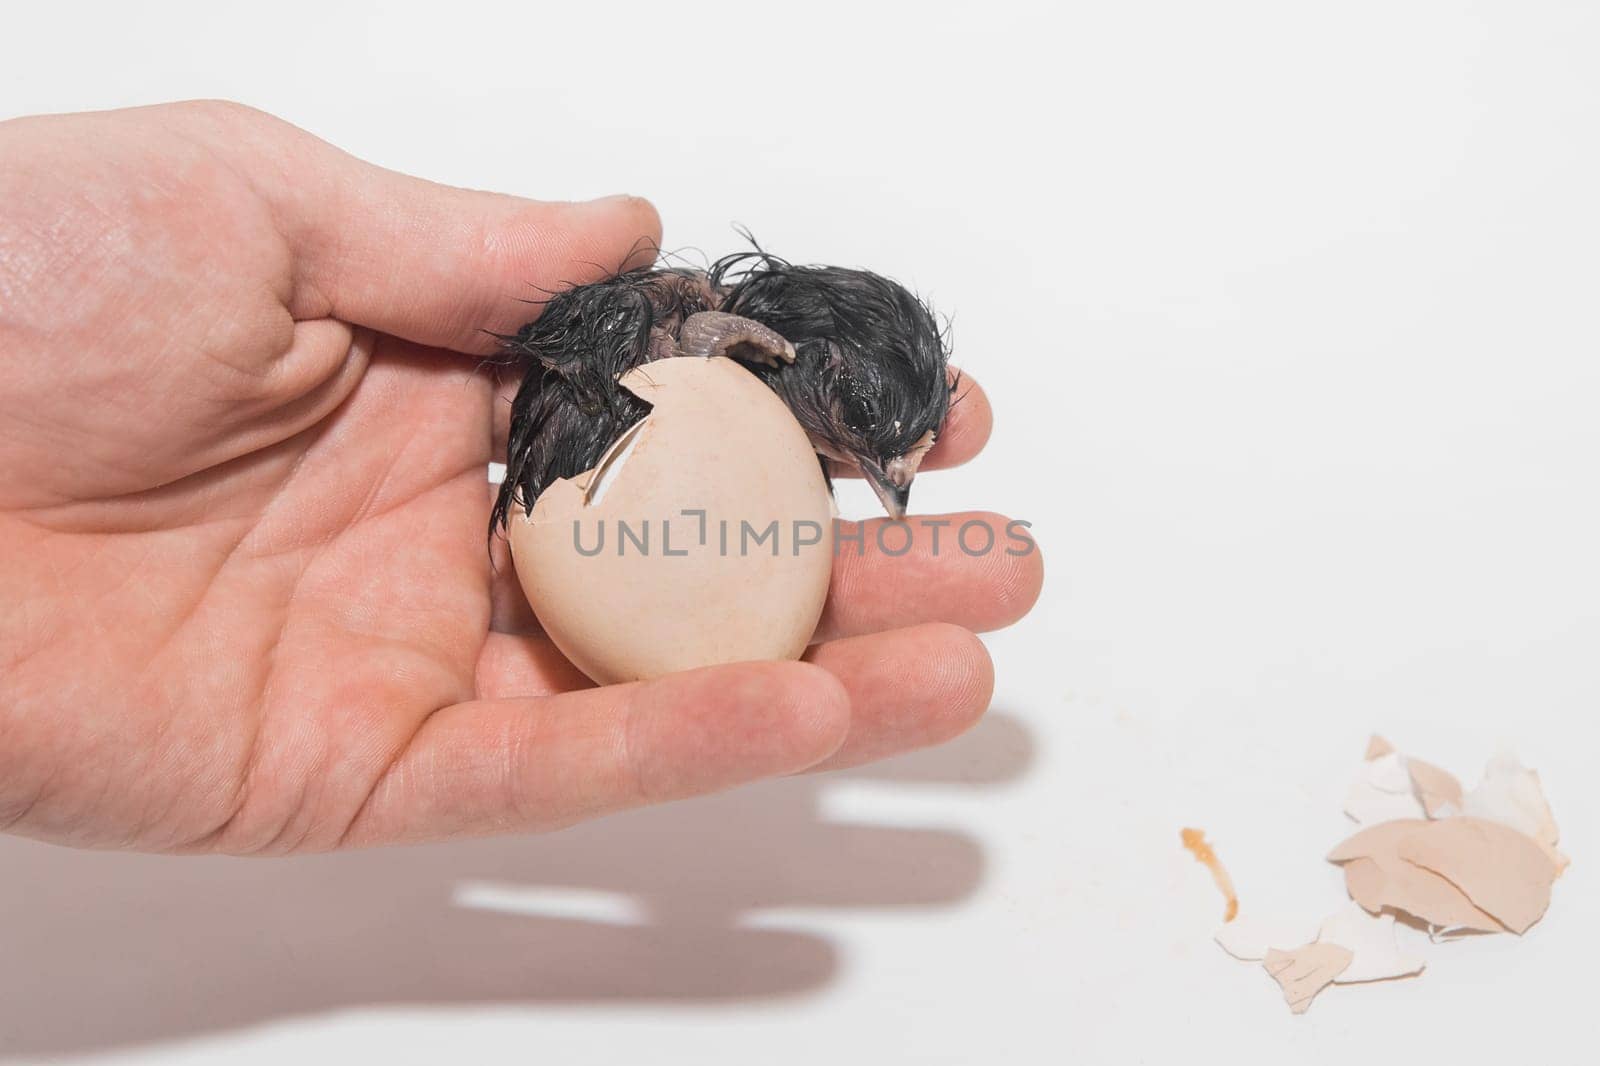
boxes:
[508,356,835,686]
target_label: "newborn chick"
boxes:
[491,250,951,536]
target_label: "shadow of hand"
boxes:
[0,715,1032,1058]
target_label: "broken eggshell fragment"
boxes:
[1316,902,1426,983]
[1327,816,1558,935]
[1396,816,1557,935]
[1343,751,1427,825]
[508,357,835,686]
[1462,753,1567,872]
[1262,943,1353,1015]
[1328,820,1502,932]
[1406,757,1464,819]
[1214,913,1322,962]
[1208,740,1567,1015]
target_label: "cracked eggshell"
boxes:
[1397,816,1556,935]
[508,357,835,686]
[1262,943,1353,1015]
[1316,902,1426,983]
[1406,758,1464,819]
[1215,913,1323,961]
[1462,753,1567,872]
[1328,821,1502,932]
[1344,751,1426,825]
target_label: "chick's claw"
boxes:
[678,310,797,366]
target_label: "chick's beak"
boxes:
[858,430,937,519]
[860,459,913,519]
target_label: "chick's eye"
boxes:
[841,391,878,431]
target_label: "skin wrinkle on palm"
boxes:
[0,101,1043,853]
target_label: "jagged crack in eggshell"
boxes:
[1339,857,1501,933]
[1316,902,1426,983]
[1262,942,1353,1015]
[1396,816,1557,935]
[509,357,835,685]
[1329,822,1503,932]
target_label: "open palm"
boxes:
[0,102,1040,853]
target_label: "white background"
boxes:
[3,1,1598,1062]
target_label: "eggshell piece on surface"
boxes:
[509,357,835,686]
[1343,752,1426,825]
[1461,753,1567,872]
[1262,943,1353,1014]
[1208,740,1569,1015]
[1406,758,1464,819]
[1396,816,1557,935]
[1329,823,1503,933]
[1215,913,1322,961]
[1316,902,1425,983]
[1326,819,1429,864]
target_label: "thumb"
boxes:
[235,106,661,353]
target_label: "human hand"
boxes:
[0,101,1041,853]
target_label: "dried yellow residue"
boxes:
[1182,827,1239,923]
